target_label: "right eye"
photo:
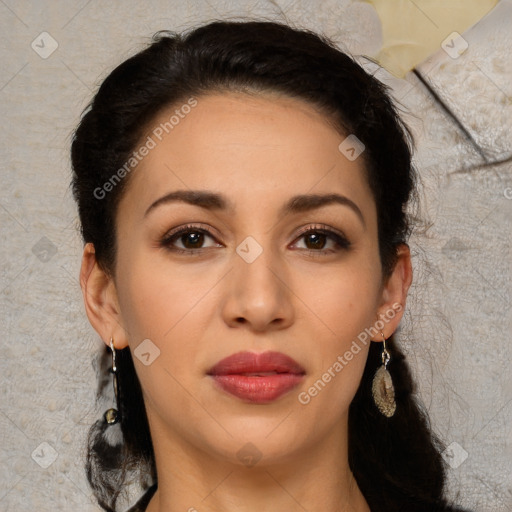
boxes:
[160,224,223,254]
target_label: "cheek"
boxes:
[115,255,217,425]
[301,260,382,336]
[296,288,374,424]
[292,258,380,408]
[115,250,226,403]
[116,247,212,340]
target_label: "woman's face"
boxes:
[83,91,409,467]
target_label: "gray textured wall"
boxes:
[0,1,510,511]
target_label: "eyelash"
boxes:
[160,223,351,257]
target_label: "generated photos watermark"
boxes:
[298,302,402,405]
[93,97,198,200]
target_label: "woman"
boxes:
[71,20,472,512]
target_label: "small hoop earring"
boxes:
[104,336,120,425]
[371,331,396,417]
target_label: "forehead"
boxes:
[118,91,374,222]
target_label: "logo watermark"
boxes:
[31,32,58,59]
[236,442,262,468]
[134,338,161,366]
[441,32,469,60]
[31,441,58,468]
[442,441,469,469]
[338,134,365,161]
[236,236,263,263]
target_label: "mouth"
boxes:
[207,351,305,404]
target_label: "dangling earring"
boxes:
[104,336,120,425]
[372,331,396,417]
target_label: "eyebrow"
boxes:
[144,189,365,227]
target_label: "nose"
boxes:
[221,240,295,333]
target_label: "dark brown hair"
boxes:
[71,20,471,512]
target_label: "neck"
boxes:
[144,413,370,512]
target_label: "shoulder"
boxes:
[125,484,157,512]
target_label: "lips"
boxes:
[207,351,305,404]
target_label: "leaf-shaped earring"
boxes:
[372,332,396,417]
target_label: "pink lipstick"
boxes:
[207,351,305,404]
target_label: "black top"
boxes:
[126,484,157,512]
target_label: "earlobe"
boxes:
[373,244,413,340]
[79,243,129,349]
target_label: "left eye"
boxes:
[292,228,350,253]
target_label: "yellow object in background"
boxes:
[364,0,499,77]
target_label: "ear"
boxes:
[371,243,413,341]
[79,242,129,349]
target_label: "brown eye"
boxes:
[160,225,221,254]
[179,231,205,249]
[303,232,328,250]
[292,226,351,255]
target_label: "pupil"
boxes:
[183,232,203,248]
[307,233,325,249]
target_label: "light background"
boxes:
[0,1,510,511]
